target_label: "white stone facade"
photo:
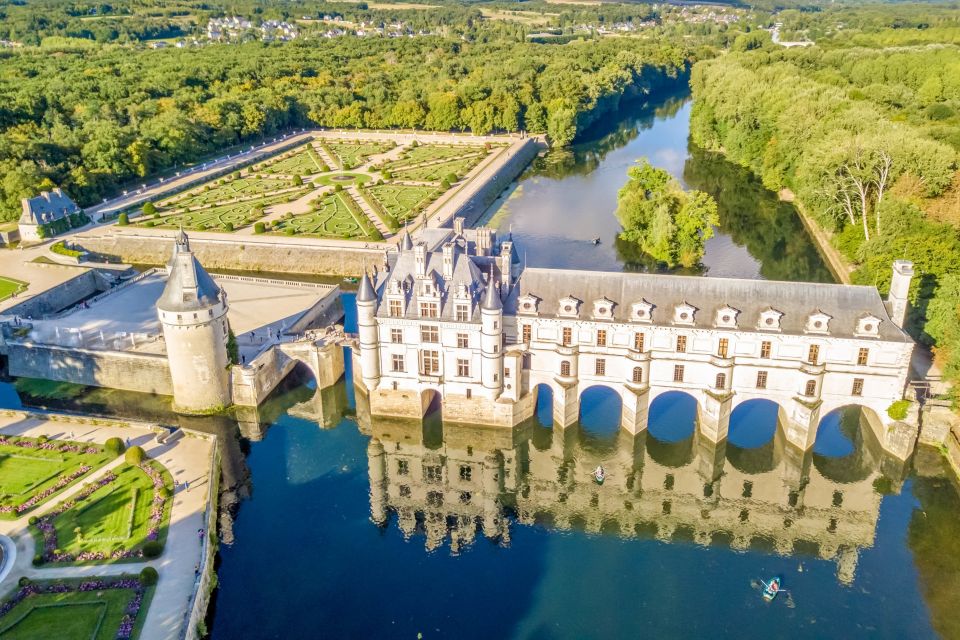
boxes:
[355,224,917,459]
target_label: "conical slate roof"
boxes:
[157,231,223,312]
[400,229,413,252]
[482,278,502,311]
[356,272,377,302]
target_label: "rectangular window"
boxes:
[807,344,820,365]
[455,304,469,322]
[760,341,771,358]
[421,325,439,343]
[390,328,403,344]
[857,348,869,366]
[397,459,409,476]
[852,378,864,396]
[596,330,607,347]
[423,464,442,483]
[389,300,403,317]
[595,359,606,376]
[456,333,469,349]
[391,354,405,372]
[522,324,531,343]
[456,358,470,377]
[562,327,572,346]
[676,335,687,353]
[419,301,438,318]
[756,370,768,389]
[673,365,684,382]
[420,350,439,375]
[634,332,644,352]
[459,465,472,481]
[717,338,729,358]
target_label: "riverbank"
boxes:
[779,188,852,285]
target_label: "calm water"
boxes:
[2,94,958,639]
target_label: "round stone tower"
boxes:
[356,271,381,391]
[480,275,503,396]
[157,230,232,413]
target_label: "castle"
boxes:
[354,220,918,460]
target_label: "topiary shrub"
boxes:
[104,437,125,455]
[140,566,159,586]
[334,184,343,192]
[224,222,234,232]
[28,516,37,525]
[440,180,450,189]
[292,175,303,186]
[32,555,42,567]
[445,173,458,184]
[125,446,145,465]
[142,540,163,558]
[284,227,296,236]
[18,577,30,587]
[142,202,156,216]
[118,213,129,226]
[382,171,392,179]
[254,222,265,234]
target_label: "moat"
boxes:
[3,91,959,639]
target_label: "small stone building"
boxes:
[18,189,81,241]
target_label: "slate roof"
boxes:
[511,268,909,342]
[157,231,223,312]
[19,189,80,225]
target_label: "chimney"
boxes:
[887,260,914,328]
[476,228,495,257]
[442,242,455,280]
[414,242,426,277]
[499,240,513,288]
[453,217,465,236]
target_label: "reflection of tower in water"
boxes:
[366,411,903,584]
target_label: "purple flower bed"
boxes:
[34,462,170,564]
[0,435,101,455]
[0,465,93,515]
[0,578,147,640]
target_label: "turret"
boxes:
[157,230,231,412]
[887,260,913,329]
[356,271,381,390]
[400,229,413,253]
[480,272,503,395]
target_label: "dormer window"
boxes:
[806,311,832,334]
[758,308,783,331]
[630,300,654,323]
[593,297,616,320]
[518,294,540,316]
[855,315,881,337]
[715,306,739,328]
[558,296,581,318]
[674,302,697,325]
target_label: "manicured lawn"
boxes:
[262,146,326,175]
[324,140,395,170]
[388,143,486,168]
[0,577,152,640]
[0,436,113,519]
[145,190,311,232]
[273,192,378,239]
[362,184,440,228]
[33,461,173,564]
[391,155,484,182]
[0,277,27,302]
[168,177,295,209]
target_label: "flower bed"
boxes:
[32,461,172,565]
[0,576,152,640]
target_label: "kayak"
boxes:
[593,466,605,485]
[762,577,781,602]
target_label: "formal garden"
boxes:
[118,135,508,239]
[0,435,115,519]
[0,276,28,302]
[0,572,156,640]
[29,445,173,566]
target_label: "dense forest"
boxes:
[0,35,694,218]
[689,11,960,396]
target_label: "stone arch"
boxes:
[647,390,698,443]
[811,405,881,484]
[724,399,789,475]
[533,382,555,427]
[578,384,623,437]
[421,389,443,450]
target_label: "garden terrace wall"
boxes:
[76,232,387,277]
[2,269,104,319]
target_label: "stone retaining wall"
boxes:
[7,342,173,396]
[3,270,103,319]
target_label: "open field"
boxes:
[0,436,112,518]
[0,276,28,302]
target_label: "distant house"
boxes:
[18,189,83,241]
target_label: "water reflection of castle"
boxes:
[365,413,904,585]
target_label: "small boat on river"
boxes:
[593,465,606,485]
[761,577,781,602]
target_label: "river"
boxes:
[4,90,959,638]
